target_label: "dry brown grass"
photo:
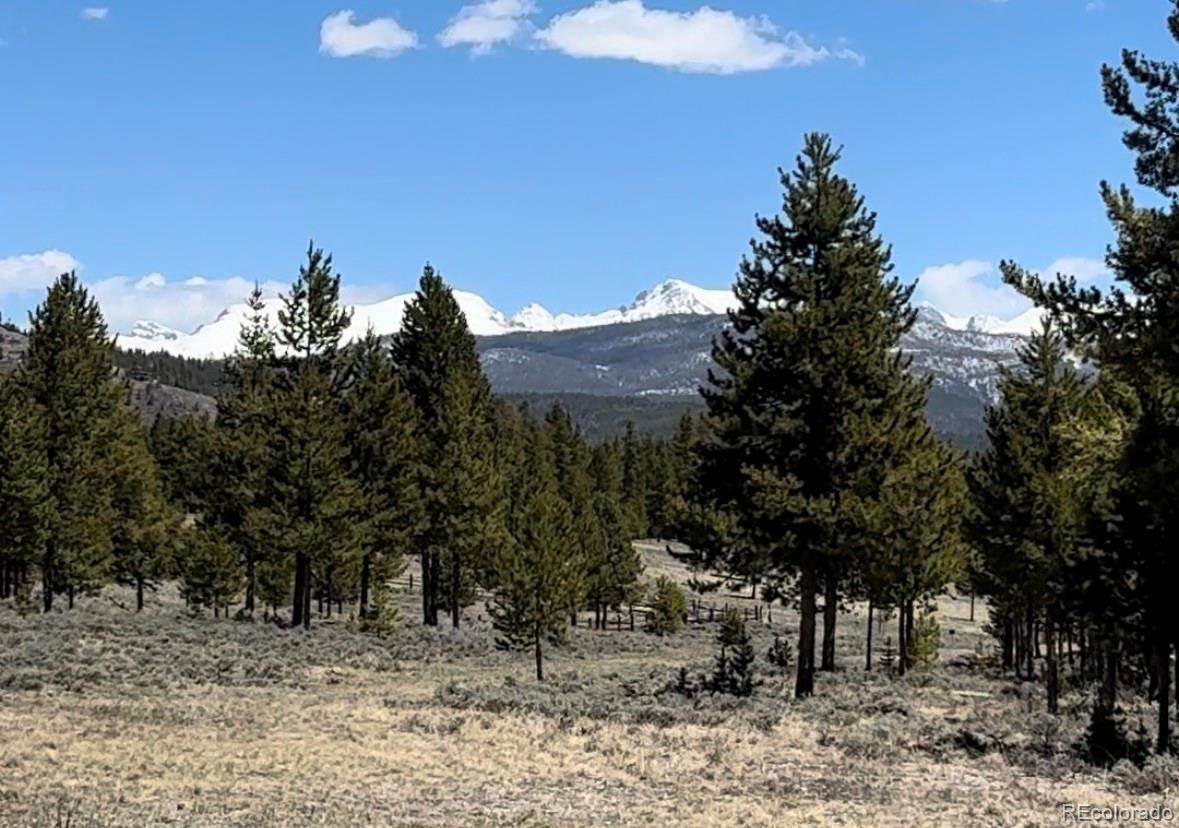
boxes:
[1,554,1176,827]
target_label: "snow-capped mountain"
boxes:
[115,278,739,358]
[918,302,1045,337]
[116,276,1045,363]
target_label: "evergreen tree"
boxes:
[269,244,362,629]
[177,527,243,617]
[110,409,176,611]
[863,431,966,676]
[688,134,929,698]
[1001,2,1179,750]
[0,375,51,604]
[341,331,421,620]
[20,273,130,610]
[968,325,1087,705]
[211,282,279,617]
[489,482,585,681]
[390,265,499,627]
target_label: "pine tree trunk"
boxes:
[68,585,75,610]
[42,541,54,613]
[420,550,430,624]
[359,552,371,620]
[1,563,8,599]
[897,599,907,677]
[535,630,544,682]
[795,562,817,698]
[1045,616,1058,715]
[820,571,837,671]
[245,554,255,616]
[303,562,312,630]
[969,591,975,622]
[136,577,145,613]
[865,600,874,672]
[1103,636,1118,712]
[1002,618,1014,673]
[292,552,306,628]
[1156,640,1171,754]
[451,548,460,629]
[1025,601,1035,680]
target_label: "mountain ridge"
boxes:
[116,277,1043,360]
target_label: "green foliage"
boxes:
[19,273,143,609]
[177,528,243,614]
[908,611,941,672]
[489,483,586,681]
[392,265,501,627]
[645,575,686,636]
[685,133,934,699]
[357,578,400,639]
[709,607,756,697]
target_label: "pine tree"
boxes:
[391,265,499,627]
[269,244,363,629]
[110,409,176,611]
[864,431,966,676]
[20,273,131,610]
[689,134,928,699]
[1001,2,1179,750]
[211,282,279,617]
[177,527,243,617]
[0,375,51,604]
[341,331,421,621]
[968,325,1087,705]
[489,482,586,681]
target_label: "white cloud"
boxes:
[0,250,82,294]
[81,7,109,20]
[915,260,1030,320]
[914,256,1111,320]
[320,10,418,59]
[1042,256,1109,283]
[439,0,537,54]
[532,1,858,74]
[87,273,285,335]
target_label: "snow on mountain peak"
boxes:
[114,276,1044,359]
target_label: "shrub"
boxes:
[909,611,941,672]
[709,608,756,697]
[1083,703,1151,768]
[357,580,399,638]
[766,633,793,673]
[646,576,686,636]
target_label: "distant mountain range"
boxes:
[5,279,1042,445]
[116,277,1044,360]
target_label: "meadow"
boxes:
[1,544,1174,828]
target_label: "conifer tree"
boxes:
[865,432,966,676]
[968,325,1087,706]
[689,134,928,698]
[177,527,243,617]
[0,375,51,604]
[490,480,586,681]
[270,244,362,629]
[20,273,130,610]
[110,409,176,611]
[1001,2,1179,751]
[391,265,498,627]
[212,282,279,616]
[341,331,422,620]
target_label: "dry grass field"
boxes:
[1,543,1175,827]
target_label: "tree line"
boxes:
[668,2,1179,758]
[2,251,696,679]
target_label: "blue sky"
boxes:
[0,0,1170,333]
